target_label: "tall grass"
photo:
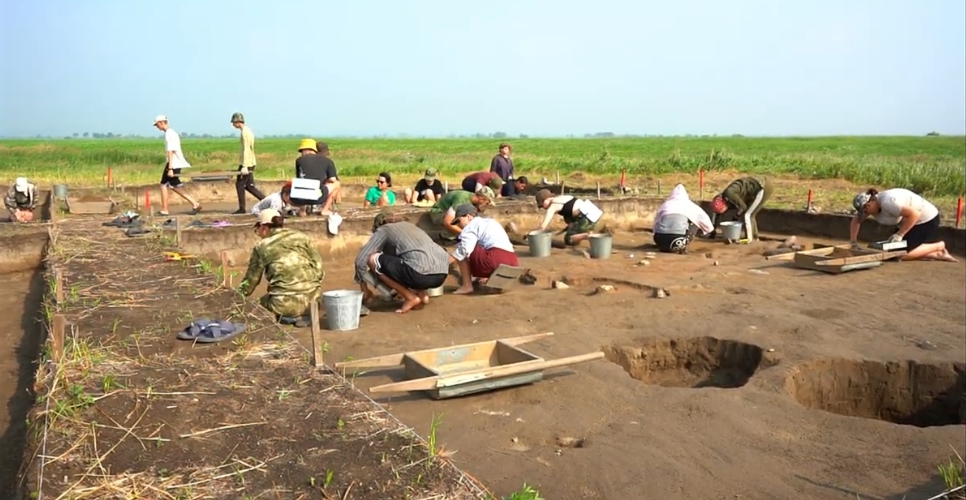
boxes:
[0,136,963,196]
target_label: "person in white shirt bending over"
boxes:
[152,115,201,216]
[850,188,957,262]
[251,181,295,216]
[449,204,520,294]
[534,189,604,246]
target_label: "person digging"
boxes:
[449,204,520,294]
[428,187,495,238]
[354,211,450,314]
[5,177,38,223]
[534,189,604,246]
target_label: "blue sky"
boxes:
[1,0,964,137]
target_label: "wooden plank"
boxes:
[334,332,554,371]
[51,314,66,363]
[182,170,238,178]
[175,217,182,247]
[220,251,230,287]
[54,269,64,304]
[310,300,324,368]
[483,264,524,290]
[765,245,843,261]
[369,351,604,394]
[335,353,406,370]
[434,371,544,399]
[814,250,906,266]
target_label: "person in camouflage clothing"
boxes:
[236,208,325,320]
[710,176,773,242]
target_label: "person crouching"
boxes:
[534,189,604,246]
[653,184,715,254]
[449,204,519,294]
[355,211,451,314]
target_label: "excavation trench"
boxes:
[603,337,769,389]
[785,359,966,428]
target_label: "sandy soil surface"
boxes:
[269,233,966,500]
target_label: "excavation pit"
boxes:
[785,359,966,428]
[604,337,767,389]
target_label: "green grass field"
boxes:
[1,136,964,198]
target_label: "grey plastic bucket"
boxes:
[588,233,613,259]
[322,290,364,331]
[719,221,743,241]
[53,184,68,200]
[527,230,553,257]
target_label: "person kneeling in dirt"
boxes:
[449,204,519,294]
[5,177,38,223]
[251,181,295,216]
[652,184,715,254]
[355,211,450,314]
[849,188,957,262]
[237,209,325,323]
[502,176,529,200]
[534,189,604,246]
[709,176,773,242]
[428,187,495,238]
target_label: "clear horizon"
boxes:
[1,0,964,138]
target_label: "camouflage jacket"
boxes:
[721,176,770,212]
[237,228,324,297]
[4,184,38,210]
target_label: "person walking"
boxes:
[152,115,201,216]
[231,112,265,214]
[489,143,516,195]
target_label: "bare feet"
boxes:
[417,290,430,305]
[937,250,959,262]
[396,296,422,314]
[453,287,474,295]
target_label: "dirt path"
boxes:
[286,234,965,500]
[0,270,43,498]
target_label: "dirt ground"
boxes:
[271,232,966,500]
[0,270,43,498]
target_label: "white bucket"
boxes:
[719,221,743,241]
[322,290,364,331]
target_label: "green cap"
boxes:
[424,167,438,180]
[230,112,245,123]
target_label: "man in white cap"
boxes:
[4,177,38,222]
[153,115,202,216]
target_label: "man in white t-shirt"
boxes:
[251,181,295,215]
[449,204,520,294]
[850,188,956,262]
[153,115,202,216]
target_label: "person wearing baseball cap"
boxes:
[236,208,326,324]
[4,177,38,223]
[449,204,519,294]
[230,112,266,214]
[849,188,956,262]
[708,176,772,242]
[405,167,446,206]
[428,186,495,238]
[534,189,604,246]
[354,210,450,314]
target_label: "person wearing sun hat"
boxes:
[849,187,957,262]
[709,176,773,242]
[405,167,446,206]
[4,177,38,222]
[293,138,340,216]
[428,186,495,237]
[236,208,325,323]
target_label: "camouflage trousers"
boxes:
[259,289,321,319]
[564,215,597,245]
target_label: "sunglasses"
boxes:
[376,179,387,184]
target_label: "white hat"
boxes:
[257,208,280,225]
[153,115,168,125]
[14,177,28,193]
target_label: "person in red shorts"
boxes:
[449,204,519,294]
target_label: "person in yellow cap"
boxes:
[237,208,325,324]
[293,139,340,216]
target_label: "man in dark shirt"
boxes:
[502,176,528,199]
[405,167,446,205]
[294,139,341,215]
[489,142,515,195]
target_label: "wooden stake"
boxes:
[51,314,66,363]
[54,269,64,303]
[596,182,601,200]
[310,300,324,368]
[560,181,565,196]
[220,251,230,287]
[554,171,560,185]
[444,181,449,193]
[175,217,182,247]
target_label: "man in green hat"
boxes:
[405,167,446,206]
[231,112,266,214]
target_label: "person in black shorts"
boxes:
[294,139,340,215]
[405,167,446,204]
[354,211,451,314]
